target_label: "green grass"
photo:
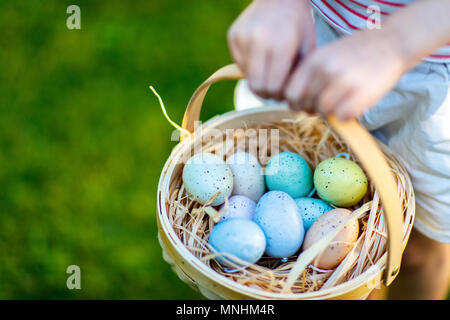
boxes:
[0,0,248,299]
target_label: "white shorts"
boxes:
[234,13,450,243]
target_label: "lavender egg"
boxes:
[209,218,266,266]
[253,191,305,258]
[219,195,256,222]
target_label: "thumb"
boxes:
[300,15,317,56]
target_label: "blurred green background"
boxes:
[0,0,248,299]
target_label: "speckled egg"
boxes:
[295,197,333,231]
[219,195,256,221]
[302,208,359,269]
[209,218,266,266]
[226,151,265,202]
[313,157,368,207]
[265,152,313,198]
[182,153,233,206]
[253,191,305,258]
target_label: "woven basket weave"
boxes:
[156,64,415,300]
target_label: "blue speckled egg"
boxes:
[294,197,333,231]
[182,153,233,206]
[253,191,305,258]
[314,157,368,207]
[265,152,313,198]
[226,152,265,202]
[209,218,266,266]
[219,195,256,221]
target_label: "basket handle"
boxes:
[181,63,403,286]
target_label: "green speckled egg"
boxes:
[182,153,233,206]
[313,157,368,207]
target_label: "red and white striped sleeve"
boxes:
[309,0,450,63]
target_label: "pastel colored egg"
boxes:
[209,218,266,266]
[219,195,256,222]
[182,153,233,206]
[313,157,368,207]
[226,151,265,202]
[265,152,313,198]
[295,197,333,231]
[253,191,305,258]
[302,208,359,269]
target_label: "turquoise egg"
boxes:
[182,153,233,206]
[314,157,368,207]
[294,197,333,231]
[209,218,266,266]
[265,152,313,198]
[253,191,305,258]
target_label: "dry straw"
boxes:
[164,113,414,295]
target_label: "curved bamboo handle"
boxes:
[181,64,403,286]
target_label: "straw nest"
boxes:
[165,113,414,295]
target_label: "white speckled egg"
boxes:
[294,197,333,231]
[265,152,313,198]
[182,153,233,206]
[219,195,256,221]
[253,191,305,258]
[302,208,359,269]
[226,151,265,202]
[209,218,266,266]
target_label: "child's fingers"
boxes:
[265,10,316,101]
[317,78,353,115]
[283,24,321,105]
[263,46,298,100]
[299,69,329,112]
[334,91,368,121]
[227,26,250,73]
[228,37,245,71]
[247,39,270,95]
[300,17,317,56]
[284,60,316,112]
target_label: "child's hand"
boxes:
[227,0,315,100]
[284,29,406,121]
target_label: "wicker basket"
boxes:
[156,64,415,300]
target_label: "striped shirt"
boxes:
[310,0,450,63]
